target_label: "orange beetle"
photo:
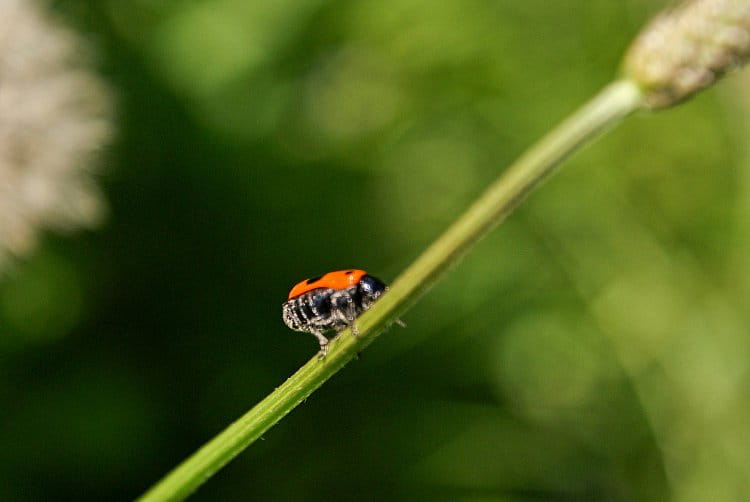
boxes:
[282,269,387,356]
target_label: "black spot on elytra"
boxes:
[306,275,323,284]
[345,270,354,274]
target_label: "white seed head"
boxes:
[0,0,113,268]
[624,0,750,109]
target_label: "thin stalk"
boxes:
[138,78,643,502]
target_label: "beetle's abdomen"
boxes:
[282,287,338,333]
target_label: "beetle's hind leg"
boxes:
[309,329,330,359]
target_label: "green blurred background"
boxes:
[3,0,750,500]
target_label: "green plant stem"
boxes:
[138,78,643,502]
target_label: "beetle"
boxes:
[282,269,388,356]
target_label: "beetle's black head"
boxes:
[358,274,387,308]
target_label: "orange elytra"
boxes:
[287,269,367,300]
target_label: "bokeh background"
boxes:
[2,0,750,500]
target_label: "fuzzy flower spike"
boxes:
[625,0,750,109]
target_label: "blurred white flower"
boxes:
[0,0,112,268]
[625,0,750,108]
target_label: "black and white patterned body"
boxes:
[282,275,387,356]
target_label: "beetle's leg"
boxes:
[395,319,406,328]
[330,291,353,328]
[343,294,360,336]
[311,330,329,359]
[338,292,357,322]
